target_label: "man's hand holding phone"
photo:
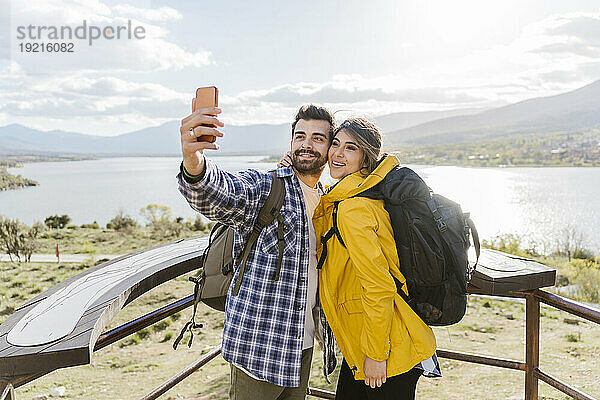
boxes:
[179,93,224,177]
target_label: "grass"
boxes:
[1,246,599,399]
[33,225,208,255]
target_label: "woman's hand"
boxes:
[277,151,293,168]
[363,356,387,388]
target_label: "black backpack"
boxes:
[318,166,480,326]
[174,171,286,349]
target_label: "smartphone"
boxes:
[193,86,219,143]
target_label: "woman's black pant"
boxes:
[335,359,421,400]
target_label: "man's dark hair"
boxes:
[291,104,335,141]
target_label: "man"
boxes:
[177,104,335,399]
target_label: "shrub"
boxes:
[161,332,173,342]
[566,333,581,342]
[44,214,71,229]
[136,328,150,340]
[187,216,207,232]
[107,210,138,231]
[0,217,45,262]
[139,204,172,227]
[80,221,100,229]
[139,204,183,237]
[482,234,522,256]
[566,258,600,303]
[573,247,596,261]
[152,319,171,332]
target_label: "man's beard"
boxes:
[291,148,327,176]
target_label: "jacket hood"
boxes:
[317,155,399,210]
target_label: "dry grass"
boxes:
[34,226,207,255]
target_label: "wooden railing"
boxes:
[2,288,599,400]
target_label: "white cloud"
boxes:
[9,1,212,73]
[114,4,183,22]
[2,8,599,131]
[0,71,190,134]
[225,9,600,123]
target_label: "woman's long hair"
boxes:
[334,117,384,177]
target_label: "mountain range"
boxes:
[1,80,599,156]
[386,80,600,146]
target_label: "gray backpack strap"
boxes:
[175,172,285,349]
[232,171,286,295]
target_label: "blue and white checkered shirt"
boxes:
[177,158,314,387]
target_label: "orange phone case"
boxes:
[193,86,219,143]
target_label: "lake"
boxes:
[2,156,599,253]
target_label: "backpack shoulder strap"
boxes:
[232,170,286,295]
[317,201,346,270]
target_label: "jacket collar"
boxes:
[322,155,399,203]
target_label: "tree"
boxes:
[0,217,45,262]
[44,214,71,229]
[140,204,172,227]
[555,226,586,261]
[22,222,44,262]
[139,204,181,237]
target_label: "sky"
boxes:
[1,0,600,136]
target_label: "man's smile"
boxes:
[295,150,319,160]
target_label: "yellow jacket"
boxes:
[313,155,437,380]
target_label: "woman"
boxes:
[308,117,440,399]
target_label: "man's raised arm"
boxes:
[177,103,269,232]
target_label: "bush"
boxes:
[80,221,100,229]
[566,333,581,342]
[161,332,173,343]
[139,204,182,237]
[44,214,71,229]
[140,204,172,227]
[566,258,600,303]
[187,216,207,232]
[107,210,138,231]
[0,217,45,262]
[482,234,523,256]
[573,247,596,261]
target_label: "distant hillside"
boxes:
[0,107,480,156]
[374,108,487,133]
[3,79,600,156]
[386,80,600,146]
[0,122,291,156]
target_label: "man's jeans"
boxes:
[229,347,314,400]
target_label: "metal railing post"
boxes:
[525,292,540,400]
[0,380,15,400]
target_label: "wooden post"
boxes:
[0,380,15,400]
[525,293,540,400]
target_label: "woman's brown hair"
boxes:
[334,117,384,176]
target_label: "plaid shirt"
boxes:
[177,158,325,387]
